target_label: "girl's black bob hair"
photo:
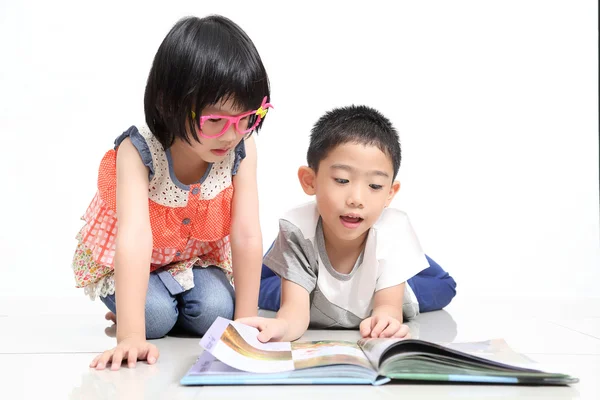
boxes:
[144,15,270,149]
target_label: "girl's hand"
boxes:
[360,315,411,339]
[89,336,159,371]
[236,317,289,343]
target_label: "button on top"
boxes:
[191,187,200,195]
[175,251,181,257]
[182,218,191,225]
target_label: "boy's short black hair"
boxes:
[144,15,270,149]
[307,105,401,179]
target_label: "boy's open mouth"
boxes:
[340,215,363,223]
[339,214,364,228]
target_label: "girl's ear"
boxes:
[298,166,317,195]
[385,180,401,207]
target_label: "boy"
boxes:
[239,105,456,342]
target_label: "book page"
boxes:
[181,350,380,386]
[357,337,404,369]
[290,340,373,370]
[357,337,535,371]
[188,351,242,375]
[200,317,294,373]
[440,339,534,367]
[199,317,373,373]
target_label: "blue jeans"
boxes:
[258,255,457,313]
[100,266,234,339]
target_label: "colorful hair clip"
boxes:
[255,106,268,118]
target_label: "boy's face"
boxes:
[299,142,400,245]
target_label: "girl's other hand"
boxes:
[89,337,159,371]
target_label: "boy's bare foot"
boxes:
[105,312,116,324]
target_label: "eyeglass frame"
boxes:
[192,96,273,139]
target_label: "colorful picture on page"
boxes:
[221,324,293,361]
[291,340,372,370]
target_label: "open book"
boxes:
[180,317,577,386]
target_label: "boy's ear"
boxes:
[298,166,317,196]
[385,180,401,207]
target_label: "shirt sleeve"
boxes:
[114,125,154,180]
[263,219,319,294]
[375,209,430,292]
[231,139,246,176]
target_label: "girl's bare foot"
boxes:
[105,312,116,324]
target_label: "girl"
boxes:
[73,15,272,370]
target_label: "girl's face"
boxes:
[185,98,252,163]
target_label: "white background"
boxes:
[0,0,598,300]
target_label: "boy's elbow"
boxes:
[293,307,310,330]
[286,317,310,342]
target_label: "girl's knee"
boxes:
[183,300,233,321]
[145,296,178,339]
[100,292,177,339]
[180,291,234,336]
[100,294,117,314]
[206,296,234,321]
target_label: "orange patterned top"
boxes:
[71,125,245,299]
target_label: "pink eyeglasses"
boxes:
[193,96,273,139]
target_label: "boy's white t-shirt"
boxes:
[263,202,429,328]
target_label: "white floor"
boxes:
[1,295,599,399]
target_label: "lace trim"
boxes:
[144,129,190,207]
[200,152,234,200]
[83,275,115,300]
[171,268,194,291]
[83,261,233,301]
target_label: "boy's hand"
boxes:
[89,336,159,371]
[360,315,411,339]
[236,317,289,343]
